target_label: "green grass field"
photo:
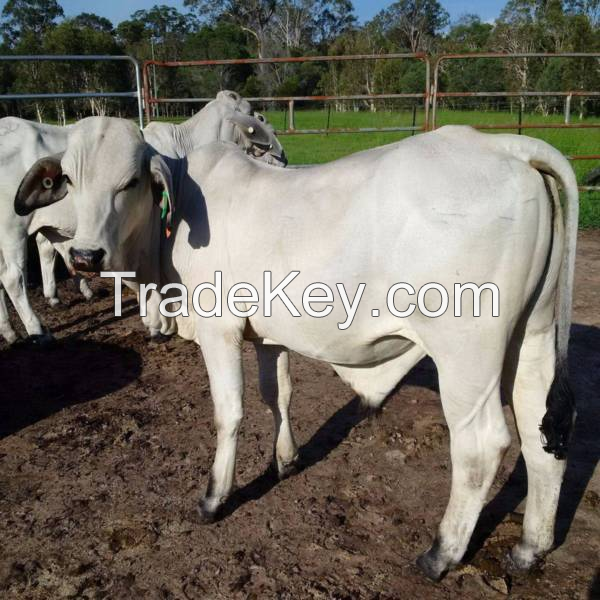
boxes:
[154,107,600,227]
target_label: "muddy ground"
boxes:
[0,231,598,599]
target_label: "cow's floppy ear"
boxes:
[14,154,67,216]
[216,90,241,107]
[228,112,273,148]
[148,153,175,237]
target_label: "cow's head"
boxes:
[228,111,287,167]
[15,117,172,274]
[213,90,287,167]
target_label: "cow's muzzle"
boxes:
[69,247,105,273]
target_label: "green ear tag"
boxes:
[161,190,169,220]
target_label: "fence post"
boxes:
[564,93,572,125]
[288,99,295,131]
[518,102,523,135]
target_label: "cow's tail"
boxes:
[491,133,578,459]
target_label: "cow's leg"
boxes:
[508,325,566,569]
[417,354,511,580]
[52,241,94,301]
[0,285,18,344]
[254,344,298,479]
[333,344,426,410]
[198,330,244,522]
[0,242,48,341]
[36,233,60,306]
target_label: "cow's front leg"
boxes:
[0,244,48,342]
[198,327,244,522]
[0,285,18,344]
[36,233,60,306]
[255,343,298,479]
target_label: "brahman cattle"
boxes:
[0,91,284,343]
[15,117,577,580]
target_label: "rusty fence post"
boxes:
[288,99,295,131]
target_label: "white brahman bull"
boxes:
[15,117,577,580]
[0,91,285,343]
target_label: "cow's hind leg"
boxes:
[417,352,511,580]
[508,325,569,569]
[198,327,244,522]
[254,344,299,479]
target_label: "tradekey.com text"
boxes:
[102,271,500,331]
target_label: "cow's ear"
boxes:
[228,112,273,148]
[14,154,67,216]
[216,90,241,107]
[148,153,175,235]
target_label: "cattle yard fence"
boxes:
[431,52,600,179]
[0,55,144,128]
[142,53,431,135]
[142,52,600,190]
[0,53,597,189]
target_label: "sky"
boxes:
[4,0,508,27]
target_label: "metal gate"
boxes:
[0,55,144,128]
[142,53,431,135]
[430,52,600,181]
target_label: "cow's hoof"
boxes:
[2,331,19,345]
[277,457,301,481]
[197,497,222,524]
[416,543,448,582]
[150,332,171,344]
[507,543,545,572]
[48,297,61,308]
[28,333,56,348]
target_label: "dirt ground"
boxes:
[0,231,598,600]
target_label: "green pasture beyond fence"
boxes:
[160,108,600,228]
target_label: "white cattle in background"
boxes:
[16,118,578,580]
[0,91,285,343]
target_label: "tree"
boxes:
[371,0,449,52]
[71,13,114,33]
[184,0,277,58]
[565,0,600,26]
[1,0,63,46]
[446,14,494,51]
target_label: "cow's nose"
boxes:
[69,247,105,272]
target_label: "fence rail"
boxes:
[0,55,144,128]
[0,53,597,189]
[142,53,431,134]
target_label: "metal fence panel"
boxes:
[142,54,431,135]
[0,55,144,129]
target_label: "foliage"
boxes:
[0,0,598,121]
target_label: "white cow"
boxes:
[0,91,285,343]
[16,117,578,580]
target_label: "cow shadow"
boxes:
[220,323,599,569]
[0,338,142,439]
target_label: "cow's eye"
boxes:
[122,177,139,191]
